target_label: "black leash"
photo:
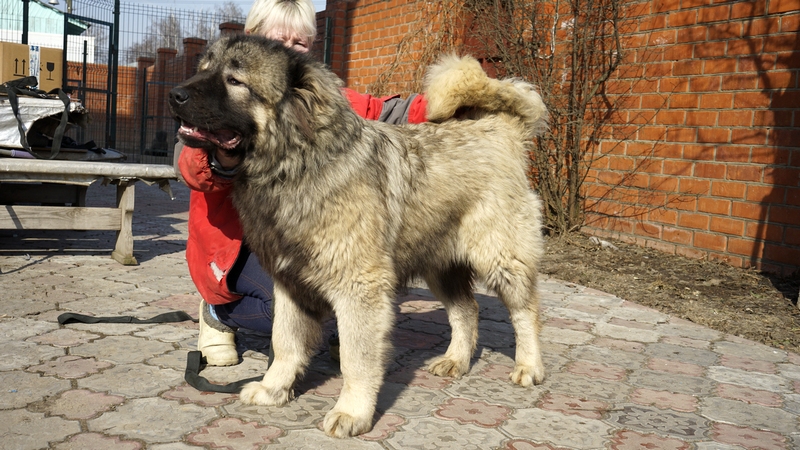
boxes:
[2,77,71,160]
[57,312,263,393]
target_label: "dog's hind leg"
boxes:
[487,261,545,387]
[323,286,395,438]
[240,282,322,406]
[425,264,480,379]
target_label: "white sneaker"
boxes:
[198,300,239,366]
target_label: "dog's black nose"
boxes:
[169,87,189,105]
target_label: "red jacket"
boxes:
[179,89,426,305]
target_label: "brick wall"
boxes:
[319,0,800,276]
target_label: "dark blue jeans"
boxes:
[213,248,274,334]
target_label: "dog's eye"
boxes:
[227,76,243,86]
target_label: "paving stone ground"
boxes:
[1,180,798,449]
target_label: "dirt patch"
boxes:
[541,234,800,354]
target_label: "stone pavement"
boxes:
[1,180,799,450]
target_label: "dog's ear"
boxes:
[284,56,345,143]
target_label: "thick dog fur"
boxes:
[170,35,547,438]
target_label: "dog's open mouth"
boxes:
[179,121,242,150]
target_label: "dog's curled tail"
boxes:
[423,54,548,138]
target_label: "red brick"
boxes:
[787,187,800,206]
[759,71,797,90]
[679,178,711,195]
[727,37,764,56]
[656,110,686,125]
[769,205,800,226]
[754,110,793,127]
[652,143,683,159]
[733,201,768,220]
[626,142,657,157]
[638,125,668,141]
[710,217,745,235]
[711,181,747,198]
[707,22,743,41]
[699,4,731,23]
[739,54,776,72]
[679,212,710,230]
[746,185,786,203]
[733,92,771,108]
[695,162,727,178]
[782,13,800,32]
[750,17,781,36]
[669,11,698,27]
[694,231,727,251]
[728,237,764,257]
[763,243,800,265]
[635,221,662,237]
[763,166,800,186]
[727,164,763,182]
[699,197,732,215]
[650,208,679,225]
[662,226,693,244]
[678,26,708,43]
[694,42,727,58]
[764,33,800,52]
[775,51,800,70]
[673,60,703,75]
[676,245,708,260]
[670,93,700,108]
[784,227,800,246]
[662,160,692,177]
[744,221,783,241]
[731,1,766,19]
[686,111,718,126]
[653,0,682,12]
[683,145,715,161]
[772,91,800,108]
[721,73,759,90]
[666,127,698,143]
[700,93,733,108]
[697,128,730,143]
[660,77,690,93]
[690,76,721,92]
[650,175,679,191]
[718,110,753,127]
[705,58,737,74]
[731,128,768,145]
[710,252,745,268]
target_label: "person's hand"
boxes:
[215,150,242,170]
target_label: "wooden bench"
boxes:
[0,158,177,265]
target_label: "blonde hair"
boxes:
[245,0,317,42]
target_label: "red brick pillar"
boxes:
[135,56,155,153]
[154,48,178,146]
[183,37,208,79]
[220,22,245,37]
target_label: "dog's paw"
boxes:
[323,409,372,438]
[239,381,293,406]
[427,356,469,378]
[510,364,545,387]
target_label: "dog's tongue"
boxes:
[179,122,241,150]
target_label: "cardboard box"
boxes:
[38,47,63,93]
[0,42,63,93]
[0,42,31,84]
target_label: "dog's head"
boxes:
[169,35,342,161]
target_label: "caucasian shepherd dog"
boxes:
[170,35,548,438]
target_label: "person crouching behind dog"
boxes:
[177,0,428,366]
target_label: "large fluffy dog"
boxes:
[169,35,547,438]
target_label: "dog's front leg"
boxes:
[323,288,395,438]
[240,282,321,406]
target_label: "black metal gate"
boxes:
[61,11,117,149]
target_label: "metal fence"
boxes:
[5,0,245,163]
